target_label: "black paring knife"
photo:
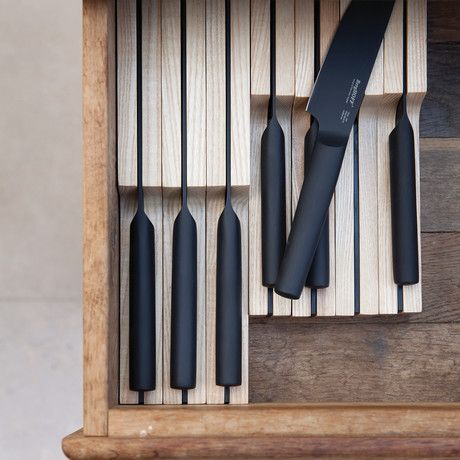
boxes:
[261,0,286,307]
[389,0,419,287]
[304,0,329,291]
[275,0,396,300]
[170,0,197,404]
[129,0,156,403]
[216,0,242,404]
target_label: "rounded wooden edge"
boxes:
[62,429,460,459]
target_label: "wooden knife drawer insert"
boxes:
[63,0,460,459]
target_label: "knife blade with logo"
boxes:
[275,0,395,300]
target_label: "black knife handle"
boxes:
[170,207,197,390]
[129,210,156,391]
[304,118,330,288]
[261,116,286,287]
[216,205,242,387]
[275,136,346,299]
[389,101,419,285]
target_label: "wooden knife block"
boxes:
[63,0,460,458]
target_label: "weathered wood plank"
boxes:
[428,0,460,43]
[421,43,460,138]
[63,428,460,460]
[421,139,460,232]
[249,323,460,403]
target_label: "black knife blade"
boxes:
[275,0,395,300]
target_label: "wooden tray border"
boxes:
[65,0,460,457]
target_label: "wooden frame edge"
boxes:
[83,0,118,436]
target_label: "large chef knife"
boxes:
[275,0,395,300]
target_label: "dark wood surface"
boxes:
[249,2,460,404]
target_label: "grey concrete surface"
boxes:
[0,1,83,458]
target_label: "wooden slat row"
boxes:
[117,0,249,405]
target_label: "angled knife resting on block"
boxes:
[113,0,425,410]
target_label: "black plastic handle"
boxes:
[216,205,242,387]
[275,135,346,299]
[389,100,419,285]
[129,209,156,391]
[170,206,197,390]
[304,118,330,288]
[261,115,286,287]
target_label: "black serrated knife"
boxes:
[275,0,395,300]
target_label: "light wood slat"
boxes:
[316,0,339,316]
[251,0,270,97]
[378,0,404,314]
[206,0,225,188]
[161,0,181,188]
[83,0,117,435]
[143,0,162,187]
[358,99,380,315]
[205,190,224,404]
[205,0,225,405]
[291,105,312,318]
[249,0,269,315]
[355,0,386,315]
[335,126,355,316]
[187,190,207,403]
[231,0,251,187]
[230,189,250,404]
[117,0,163,404]
[162,189,182,404]
[294,0,314,99]
[161,0,182,404]
[291,0,314,317]
[117,0,136,187]
[404,0,427,313]
[249,98,269,316]
[272,0,294,316]
[186,0,206,188]
[108,403,460,438]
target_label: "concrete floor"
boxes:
[0,1,83,458]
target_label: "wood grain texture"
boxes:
[250,0,270,96]
[420,42,460,138]
[249,323,460,403]
[162,189,182,404]
[358,99,380,315]
[316,0,339,316]
[248,97,269,316]
[294,0,314,99]
[272,96,292,316]
[428,0,460,43]
[63,428,460,459]
[82,0,117,436]
[205,0,225,187]
[230,190,250,404]
[186,0,206,187]
[421,139,460,232]
[142,0,162,187]
[161,0,181,187]
[378,24,402,316]
[231,0,251,187]
[291,101,312,317]
[108,403,460,438]
[404,0,427,313]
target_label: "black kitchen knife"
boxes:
[275,0,395,300]
[389,0,419,286]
